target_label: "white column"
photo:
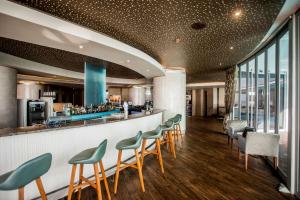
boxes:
[192,89,196,116]
[0,66,17,128]
[129,87,146,106]
[153,69,186,131]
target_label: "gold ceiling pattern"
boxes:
[10,0,284,82]
[0,37,144,79]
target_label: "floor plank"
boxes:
[61,117,295,200]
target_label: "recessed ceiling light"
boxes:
[126,59,130,63]
[79,45,84,49]
[219,63,222,66]
[146,69,150,72]
[175,38,181,43]
[234,10,242,17]
[230,46,234,50]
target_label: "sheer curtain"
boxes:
[223,66,237,132]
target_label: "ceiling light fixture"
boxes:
[146,69,150,72]
[79,45,84,49]
[230,46,234,50]
[191,22,207,30]
[175,38,181,43]
[126,59,131,63]
[234,10,242,17]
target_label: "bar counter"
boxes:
[0,110,163,199]
[0,109,163,137]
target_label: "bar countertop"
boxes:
[0,110,164,137]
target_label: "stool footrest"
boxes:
[120,162,138,170]
[143,150,158,156]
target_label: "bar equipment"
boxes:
[27,100,45,126]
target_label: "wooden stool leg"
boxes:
[141,139,147,166]
[93,163,102,200]
[227,135,230,145]
[273,157,278,169]
[178,124,183,147]
[245,154,248,171]
[135,149,145,192]
[166,132,171,152]
[77,164,84,200]
[114,150,122,194]
[67,164,77,200]
[155,142,159,160]
[99,161,111,200]
[175,125,179,141]
[168,131,176,159]
[156,139,164,174]
[18,187,24,200]
[35,177,47,200]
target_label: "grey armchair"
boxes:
[237,132,280,170]
[226,120,248,149]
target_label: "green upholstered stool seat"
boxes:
[140,126,165,174]
[114,131,145,193]
[69,139,107,164]
[161,120,174,131]
[67,139,110,200]
[170,114,183,148]
[0,153,52,190]
[172,114,182,125]
[142,126,162,139]
[0,153,52,200]
[116,131,143,150]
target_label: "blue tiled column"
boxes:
[84,63,106,106]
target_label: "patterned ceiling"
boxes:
[0,37,144,79]
[9,0,284,82]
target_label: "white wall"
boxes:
[153,70,186,131]
[192,87,225,117]
[129,87,146,105]
[219,88,225,107]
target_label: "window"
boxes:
[248,59,256,127]
[240,64,247,120]
[267,44,276,132]
[257,53,265,131]
[234,19,296,194]
[278,31,289,175]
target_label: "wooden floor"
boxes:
[61,117,295,200]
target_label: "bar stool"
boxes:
[67,139,110,200]
[172,114,183,144]
[161,119,176,159]
[141,125,164,173]
[114,131,144,194]
[0,153,52,200]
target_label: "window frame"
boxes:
[236,23,292,184]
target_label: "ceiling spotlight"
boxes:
[191,22,207,30]
[79,45,84,49]
[234,10,242,17]
[175,38,181,43]
[126,59,131,63]
[219,63,222,66]
[230,46,234,50]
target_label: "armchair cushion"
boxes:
[227,120,248,139]
[238,132,280,157]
